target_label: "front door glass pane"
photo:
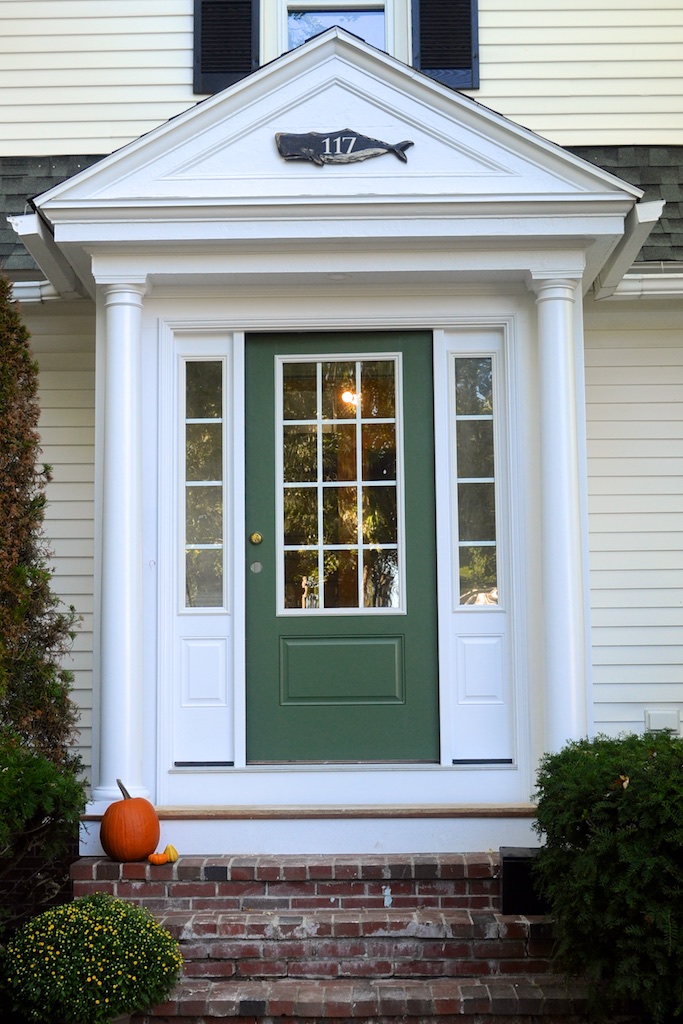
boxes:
[280,357,401,611]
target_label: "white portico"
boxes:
[13,29,659,853]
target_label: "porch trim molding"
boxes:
[82,802,537,821]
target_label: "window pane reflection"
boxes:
[184,359,224,609]
[323,486,358,543]
[283,362,317,420]
[454,356,498,606]
[456,420,494,478]
[324,550,359,608]
[457,482,495,542]
[459,546,497,605]
[284,487,318,545]
[288,10,385,50]
[186,548,223,608]
[186,486,222,545]
[361,360,395,418]
[454,358,492,415]
[186,361,222,419]
[322,424,356,480]
[364,548,399,608]
[280,355,402,611]
[284,549,319,609]
[363,486,397,544]
[322,362,356,420]
[284,425,317,482]
[186,422,222,481]
[362,423,396,479]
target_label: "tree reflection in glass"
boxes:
[281,357,401,610]
[185,360,224,608]
[454,357,497,605]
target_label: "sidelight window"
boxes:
[183,359,226,608]
[453,356,498,605]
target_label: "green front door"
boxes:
[245,332,439,763]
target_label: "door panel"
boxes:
[245,331,439,763]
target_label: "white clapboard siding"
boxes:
[1,0,683,154]
[473,0,683,143]
[585,314,683,737]
[1,1,193,155]
[26,301,97,777]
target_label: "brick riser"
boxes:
[71,853,501,913]
[70,854,603,1022]
[158,907,554,982]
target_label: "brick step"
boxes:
[73,854,603,1023]
[156,907,554,982]
[132,975,593,1023]
[71,853,501,912]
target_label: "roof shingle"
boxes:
[2,148,682,277]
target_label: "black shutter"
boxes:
[412,0,479,89]
[194,0,259,93]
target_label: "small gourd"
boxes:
[148,844,179,866]
[100,779,160,862]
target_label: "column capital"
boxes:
[101,280,148,306]
[526,273,582,302]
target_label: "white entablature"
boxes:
[15,28,649,300]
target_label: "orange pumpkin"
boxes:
[148,851,169,865]
[100,779,160,862]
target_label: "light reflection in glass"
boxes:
[281,357,401,611]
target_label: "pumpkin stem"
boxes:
[116,778,133,800]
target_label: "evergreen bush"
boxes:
[533,731,683,1022]
[0,275,86,936]
[0,275,79,762]
[0,733,85,937]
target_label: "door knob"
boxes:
[249,532,263,545]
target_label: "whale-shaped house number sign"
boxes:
[276,129,414,166]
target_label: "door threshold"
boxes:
[249,759,439,765]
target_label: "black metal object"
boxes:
[500,846,550,915]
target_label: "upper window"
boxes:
[288,8,385,49]
[193,0,478,93]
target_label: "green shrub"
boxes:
[0,276,85,936]
[0,273,80,764]
[0,733,86,939]
[533,731,683,1022]
[0,893,183,1024]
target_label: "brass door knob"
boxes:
[249,531,263,545]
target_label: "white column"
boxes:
[92,282,148,802]
[531,275,588,752]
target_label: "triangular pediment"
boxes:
[37,28,639,215]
